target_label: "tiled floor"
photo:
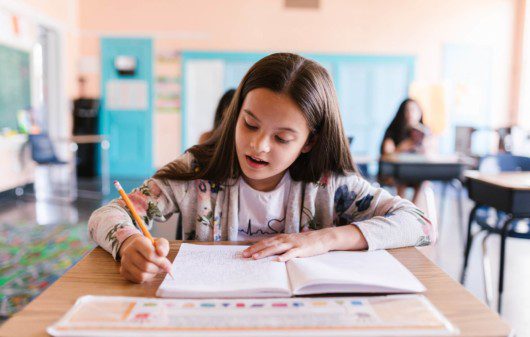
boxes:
[0,180,528,335]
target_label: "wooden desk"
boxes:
[462,171,530,312]
[465,171,530,215]
[0,242,511,337]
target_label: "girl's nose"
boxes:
[250,132,270,153]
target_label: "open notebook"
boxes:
[156,244,425,298]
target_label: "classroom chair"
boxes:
[28,134,77,202]
[460,154,530,312]
[29,134,68,164]
[454,126,477,156]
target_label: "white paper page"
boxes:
[286,250,425,295]
[157,244,291,298]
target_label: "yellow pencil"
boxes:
[114,180,174,279]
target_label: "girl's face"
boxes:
[235,88,313,192]
[405,101,422,125]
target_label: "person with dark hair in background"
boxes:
[199,89,236,144]
[380,98,430,203]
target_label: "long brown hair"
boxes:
[154,53,356,183]
[380,98,424,154]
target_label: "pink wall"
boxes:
[21,0,78,24]
[9,0,519,127]
[78,0,517,126]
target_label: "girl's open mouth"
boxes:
[246,155,269,168]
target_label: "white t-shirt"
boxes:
[237,172,292,241]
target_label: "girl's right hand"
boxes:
[118,234,172,283]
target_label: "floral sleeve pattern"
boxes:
[409,208,434,246]
[88,178,178,260]
[333,184,358,226]
[331,174,435,250]
[115,181,166,228]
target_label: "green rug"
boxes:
[0,222,94,319]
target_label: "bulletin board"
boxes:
[0,44,31,130]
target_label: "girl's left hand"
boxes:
[242,228,335,262]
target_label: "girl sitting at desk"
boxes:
[88,53,434,283]
[379,98,431,204]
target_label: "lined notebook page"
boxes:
[157,244,291,298]
[286,250,425,295]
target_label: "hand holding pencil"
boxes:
[114,180,174,283]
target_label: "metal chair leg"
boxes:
[461,204,480,284]
[498,215,513,313]
[481,232,493,307]
[452,179,466,246]
[439,182,448,234]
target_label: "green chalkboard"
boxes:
[0,44,31,130]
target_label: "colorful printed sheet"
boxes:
[48,295,458,336]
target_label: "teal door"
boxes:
[100,37,153,178]
[335,61,413,156]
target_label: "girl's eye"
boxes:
[244,120,258,130]
[275,136,289,144]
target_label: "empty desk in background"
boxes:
[60,135,110,196]
[462,171,530,312]
[379,154,468,234]
[379,154,466,183]
[0,241,512,337]
[465,171,530,215]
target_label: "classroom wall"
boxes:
[2,0,521,168]
[77,0,517,128]
[2,0,81,141]
[13,0,80,100]
[0,0,81,190]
